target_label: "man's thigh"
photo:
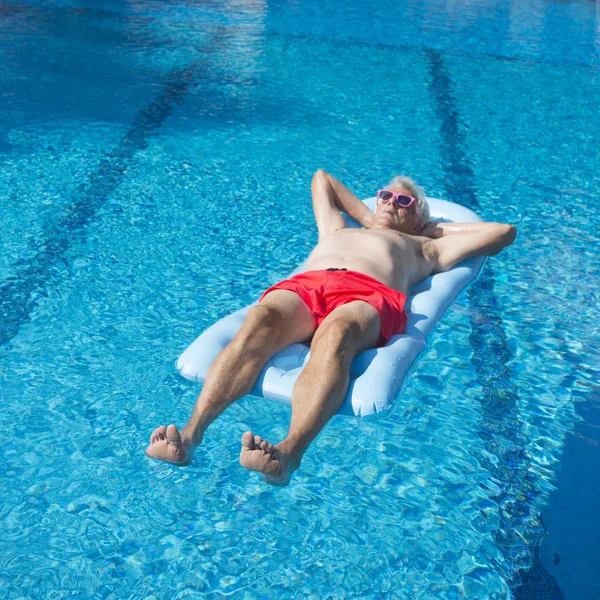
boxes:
[311,300,381,357]
[258,289,316,345]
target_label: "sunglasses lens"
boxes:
[379,191,393,202]
[397,195,412,207]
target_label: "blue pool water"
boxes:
[1,0,599,598]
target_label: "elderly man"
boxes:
[146,170,516,485]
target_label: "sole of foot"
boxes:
[239,431,296,487]
[145,424,192,466]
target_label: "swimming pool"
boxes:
[1,0,599,597]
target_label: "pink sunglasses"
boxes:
[377,189,419,215]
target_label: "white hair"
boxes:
[386,175,430,229]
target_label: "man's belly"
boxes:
[303,254,407,293]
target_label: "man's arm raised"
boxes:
[423,221,517,274]
[311,170,373,239]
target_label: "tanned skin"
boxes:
[146,170,516,485]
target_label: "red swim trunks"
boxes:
[260,269,407,346]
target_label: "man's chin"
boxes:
[371,214,414,233]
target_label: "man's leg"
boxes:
[146,290,316,465]
[239,301,380,485]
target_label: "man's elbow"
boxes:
[312,169,330,185]
[503,224,517,247]
[311,169,337,210]
[491,224,517,255]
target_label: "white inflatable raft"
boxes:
[177,197,485,418]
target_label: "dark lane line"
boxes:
[267,29,600,73]
[425,49,565,599]
[0,63,202,348]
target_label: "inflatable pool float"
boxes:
[177,197,485,418]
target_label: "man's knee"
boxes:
[313,319,361,358]
[239,305,285,342]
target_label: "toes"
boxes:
[241,431,255,449]
[146,425,190,465]
[150,425,167,443]
[260,441,274,455]
[241,432,275,457]
[166,424,183,448]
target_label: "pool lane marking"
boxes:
[0,64,201,348]
[267,30,600,72]
[425,49,565,598]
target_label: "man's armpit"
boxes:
[414,238,441,276]
[421,238,440,264]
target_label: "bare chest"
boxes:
[317,229,413,258]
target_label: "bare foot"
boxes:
[145,424,196,466]
[239,431,299,486]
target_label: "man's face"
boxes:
[371,187,420,234]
